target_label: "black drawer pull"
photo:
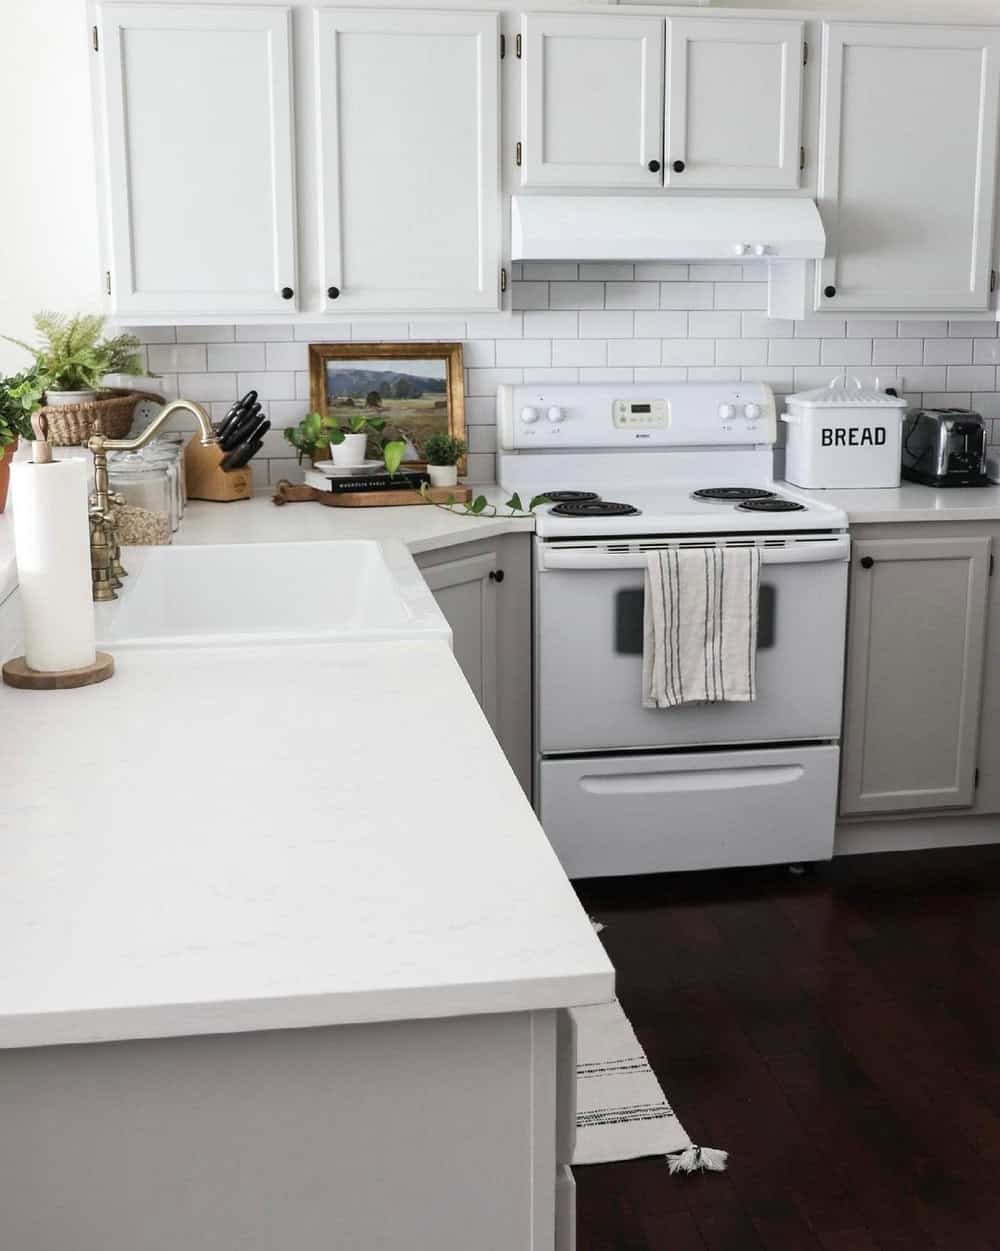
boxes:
[327,286,340,300]
[280,287,294,300]
[489,569,505,583]
[860,556,874,569]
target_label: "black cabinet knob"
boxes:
[648,159,661,173]
[489,569,505,583]
[327,286,340,300]
[824,285,837,299]
[860,556,874,569]
[672,159,685,173]
[280,287,294,300]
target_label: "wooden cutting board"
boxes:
[272,480,473,508]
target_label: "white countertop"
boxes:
[0,638,613,1049]
[788,481,1000,525]
[176,485,536,553]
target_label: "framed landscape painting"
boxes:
[308,342,466,470]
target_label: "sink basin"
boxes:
[95,540,451,649]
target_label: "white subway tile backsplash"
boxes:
[206,343,266,372]
[605,282,659,310]
[148,279,1000,486]
[579,310,635,338]
[523,310,578,338]
[147,344,207,373]
[608,339,660,367]
[549,281,605,310]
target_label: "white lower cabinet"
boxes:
[96,3,298,317]
[316,9,501,313]
[416,535,532,798]
[841,530,992,816]
[816,22,1000,313]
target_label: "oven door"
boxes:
[535,534,849,753]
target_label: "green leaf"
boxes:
[470,495,487,514]
[505,492,523,512]
[383,439,406,476]
[328,428,345,445]
[528,494,552,510]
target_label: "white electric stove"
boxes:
[497,381,850,879]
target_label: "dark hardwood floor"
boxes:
[574,846,1000,1251]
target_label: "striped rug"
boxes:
[571,999,727,1174]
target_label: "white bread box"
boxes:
[781,378,908,489]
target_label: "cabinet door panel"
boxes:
[99,3,296,316]
[521,14,664,188]
[817,23,1000,312]
[665,18,803,190]
[841,537,990,815]
[317,9,500,313]
[421,553,498,729]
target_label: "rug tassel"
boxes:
[667,1145,729,1175]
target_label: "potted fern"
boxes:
[3,311,146,408]
[423,433,466,488]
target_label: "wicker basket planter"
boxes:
[41,389,164,446]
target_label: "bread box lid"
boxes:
[786,377,908,410]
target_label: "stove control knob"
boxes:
[718,402,736,420]
[752,244,769,258]
[519,406,539,424]
[546,405,565,423]
[744,402,762,420]
[733,243,751,256]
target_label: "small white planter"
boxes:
[44,389,98,407]
[427,464,458,488]
[329,432,368,467]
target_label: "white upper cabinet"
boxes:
[97,3,298,317]
[520,13,664,189]
[664,18,804,190]
[316,9,501,313]
[817,22,1000,313]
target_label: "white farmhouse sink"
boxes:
[95,540,451,649]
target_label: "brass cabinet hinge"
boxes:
[800,146,806,172]
[515,32,522,58]
[500,267,508,294]
[105,271,111,296]
[500,33,505,59]
[803,41,808,67]
[92,24,99,51]
[515,140,522,167]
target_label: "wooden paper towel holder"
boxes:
[2,652,115,690]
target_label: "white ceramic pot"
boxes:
[329,432,368,467]
[44,389,98,407]
[427,464,458,488]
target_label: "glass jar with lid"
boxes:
[107,451,176,535]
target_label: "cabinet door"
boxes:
[664,18,803,190]
[316,10,500,313]
[841,537,991,816]
[421,552,499,729]
[98,3,297,317]
[817,23,1000,312]
[521,13,664,189]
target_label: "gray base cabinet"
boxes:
[416,534,532,797]
[841,522,995,818]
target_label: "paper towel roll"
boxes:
[12,459,96,672]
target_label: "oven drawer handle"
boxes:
[539,536,851,572]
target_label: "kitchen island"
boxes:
[0,634,612,1249]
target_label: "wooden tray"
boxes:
[272,481,472,508]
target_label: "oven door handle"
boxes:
[538,535,851,572]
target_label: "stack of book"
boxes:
[303,467,431,495]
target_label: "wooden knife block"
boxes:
[185,437,253,502]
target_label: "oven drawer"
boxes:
[538,745,839,878]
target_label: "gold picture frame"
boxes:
[308,342,466,472]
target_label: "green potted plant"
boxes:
[3,311,146,407]
[422,432,466,488]
[283,411,332,465]
[284,411,406,475]
[327,412,388,468]
[0,368,40,514]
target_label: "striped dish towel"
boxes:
[642,546,761,708]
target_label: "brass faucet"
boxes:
[88,399,217,601]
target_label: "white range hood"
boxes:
[511,195,826,319]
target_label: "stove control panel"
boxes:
[497,382,777,450]
[613,398,669,429]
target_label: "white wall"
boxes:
[0,0,100,374]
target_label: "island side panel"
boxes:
[0,1010,561,1251]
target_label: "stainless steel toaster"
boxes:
[900,408,989,486]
